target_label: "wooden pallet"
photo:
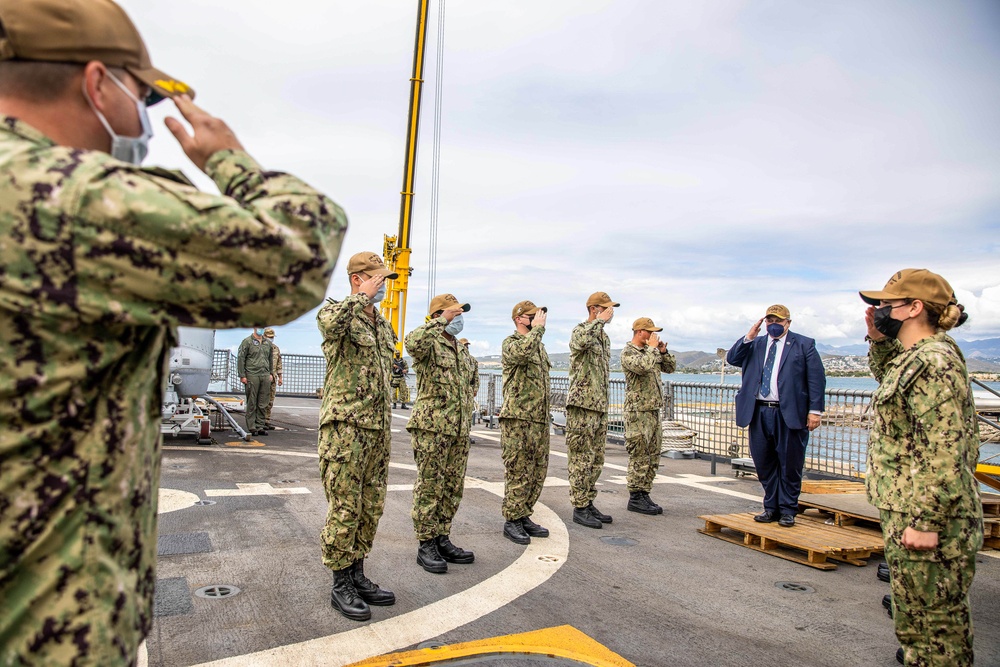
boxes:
[800,480,866,495]
[797,493,882,529]
[698,512,885,570]
[982,493,1000,518]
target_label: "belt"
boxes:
[756,400,780,408]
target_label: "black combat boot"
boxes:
[331,567,371,621]
[877,562,890,582]
[572,506,602,529]
[882,593,893,618]
[503,519,531,544]
[588,502,613,524]
[521,516,549,538]
[643,492,663,514]
[436,535,475,564]
[417,539,448,574]
[627,491,658,515]
[350,560,395,606]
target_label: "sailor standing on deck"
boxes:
[566,291,619,529]
[621,317,676,515]
[263,327,283,429]
[316,252,398,621]
[238,327,274,436]
[499,301,552,544]
[406,294,478,574]
[0,0,346,662]
[861,269,982,666]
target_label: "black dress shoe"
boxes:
[588,502,612,524]
[883,593,893,618]
[417,539,447,574]
[331,568,371,621]
[436,535,475,563]
[521,516,549,538]
[877,562,890,583]
[753,511,777,523]
[350,560,395,606]
[257,429,268,436]
[572,506,602,529]
[627,491,659,516]
[503,519,531,545]
[896,647,904,664]
[643,492,664,515]
[778,514,795,527]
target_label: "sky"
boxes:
[119,0,1000,358]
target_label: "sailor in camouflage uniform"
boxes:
[406,293,477,574]
[264,327,283,428]
[238,327,274,436]
[499,301,552,545]
[317,252,398,621]
[391,352,411,409]
[566,291,619,529]
[0,1,345,664]
[860,269,983,667]
[459,338,480,441]
[620,318,676,516]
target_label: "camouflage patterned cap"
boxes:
[429,293,470,316]
[0,0,194,104]
[859,268,955,308]
[263,328,276,338]
[765,304,791,320]
[511,300,546,319]
[346,251,398,279]
[632,317,663,332]
[586,291,620,308]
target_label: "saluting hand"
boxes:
[165,94,246,172]
[533,309,548,328]
[864,306,887,341]
[747,317,764,341]
[358,274,385,301]
[597,306,614,323]
[442,306,465,322]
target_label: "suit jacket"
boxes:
[726,330,826,430]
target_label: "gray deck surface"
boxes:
[145,397,1000,667]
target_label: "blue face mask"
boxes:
[445,314,464,336]
[82,72,153,165]
[766,323,785,338]
[372,283,386,303]
[254,328,264,336]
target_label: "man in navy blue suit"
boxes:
[726,304,826,527]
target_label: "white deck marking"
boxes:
[204,483,310,497]
[470,430,501,441]
[191,479,569,667]
[157,488,200,514]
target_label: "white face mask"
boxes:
[83,71,153,165]
[372,283,387,303]
[445,314,465,336]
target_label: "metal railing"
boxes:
[210,353,954,480]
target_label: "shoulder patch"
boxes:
[898,357,927,392]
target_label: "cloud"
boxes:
[119,0,1000,358]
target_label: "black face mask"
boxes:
[873,305,904,339]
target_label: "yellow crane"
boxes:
[381,0,432,352]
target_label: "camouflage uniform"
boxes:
[317,294,396,571]
[406,318,477,541]
[867,333,983,667]
[621,342,676,492]
[391,357,410,406]
[566,319,611,508]
[238,333,273,432]
[499,326,551,521]
[265,340,283,425]
[0,115,345,666]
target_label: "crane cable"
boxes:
[426,0,446,308]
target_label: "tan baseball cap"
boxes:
[346,251,398,279]
[632,317,663,332]
[511,300,547,319]
[0,0,194,104]
[860,268,955,308]
[263,328,276,338]
[458,338,470,346]
[429,293,470,316]
[765,304,791,320]
[586,291,620,308]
